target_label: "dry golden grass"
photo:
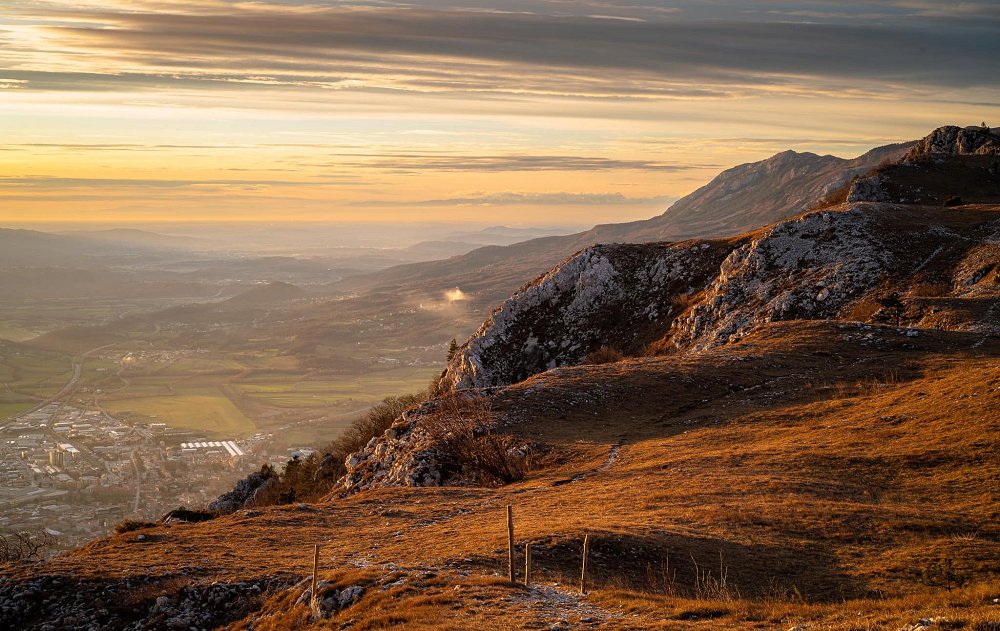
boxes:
[5,321,999,629]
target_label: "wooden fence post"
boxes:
[580,534,590,594]
[524,543,532,587]
[311,543,320,609]
[506,505,515,582]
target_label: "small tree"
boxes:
[0,530,54,562]
[877,293,906,327]
[446,338,459,362]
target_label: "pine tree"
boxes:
[446,338,459,362]
[877,293,905,327]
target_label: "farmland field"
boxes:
[101,386,257,437]
[86,350,437,442]
[0,401,37,422]
[0,347,72,400]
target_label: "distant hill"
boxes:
[223,281,309,306]
[0,228,151,267]
[443,225,579,246]
[58,228,200,250]
[401,226,583,261]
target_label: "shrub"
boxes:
[0,530,54,562]
[426,394,526,485]
[921,556,969,590]
[114,519,158,534]
[585,346,624,365]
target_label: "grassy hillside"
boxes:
[5,321,997,629]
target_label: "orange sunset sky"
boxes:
[2,0,998,227]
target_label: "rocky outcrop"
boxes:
[340,395,532,493]
[846,175,892,203]
[669,205,890,351]
[440,242,733,390]
[0,575,289,631]
[440,203,893,388]
[906,125,1000,159]
[340,400,448,491]
[208,468,278,513]
[296,581,365,619]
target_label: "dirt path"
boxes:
[508,583,621,628]
[552,437,625,487]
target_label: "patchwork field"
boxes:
[1,333,440,448]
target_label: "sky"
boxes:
[1,0,998,228]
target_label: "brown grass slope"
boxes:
[3,321,998,630]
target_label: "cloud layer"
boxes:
[4,1,999,99]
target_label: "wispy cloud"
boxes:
[354,191,677,206]
[0,176,312,189]
[332,154,706,173]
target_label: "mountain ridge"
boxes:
[335,140,916,308]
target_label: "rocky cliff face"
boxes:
[668,205,891,351]
[439,241,735,390]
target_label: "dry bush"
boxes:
[113,519,158,534]
[644,549,741,601]
[585,345,625,365]
[428,370,447,397]
[0,530,54,562]
[426,394,526,485]
[689,552,741,601]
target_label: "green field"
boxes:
[235,367,437,408]
[0,348,72,399]
[0,401,37,422]
[102,387,256,438]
